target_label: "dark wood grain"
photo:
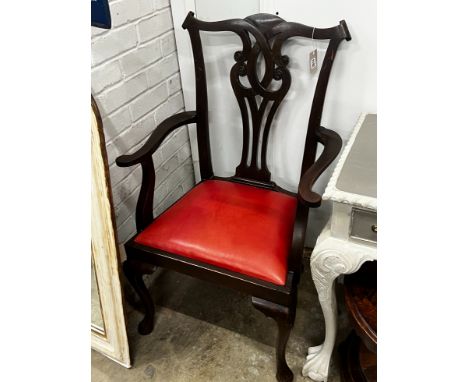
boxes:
[298,126,343,207]
[183,11,348,191]
[116,111,197,167]
[116,111,197,232]
[122,259,157,335]
[339,331,376,382]
[340,261,377,382]
[344,261,377,353]
[252,297,296,382]
[117,12,351,382]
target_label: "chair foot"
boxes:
[123,259,156,335]
[252,297,295,382]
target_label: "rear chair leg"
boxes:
[123,259,156,335]
[252,297,295,382]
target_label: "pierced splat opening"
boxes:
[182,12,351,185]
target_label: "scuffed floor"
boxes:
[92,256,351,382]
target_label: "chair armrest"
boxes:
[115,111,197,232]
[116,111,198,167]
[298,126,342,208]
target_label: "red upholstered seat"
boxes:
[134,179,297,285]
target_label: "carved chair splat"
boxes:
[116,12,351,382]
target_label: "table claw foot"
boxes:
[302,346,329,382]
[303,232,377,381]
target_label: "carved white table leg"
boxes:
[302,227,376,382]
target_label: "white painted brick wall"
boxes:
[91,0,195,247]
[137,9,173,42]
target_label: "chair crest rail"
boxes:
[182,12,350,187]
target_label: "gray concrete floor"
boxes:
[92,256,352,382]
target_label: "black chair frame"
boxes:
[117,12,351,382]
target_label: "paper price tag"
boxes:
[310,49,318,72]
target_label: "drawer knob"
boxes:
[371,224,377,233]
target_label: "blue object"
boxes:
[91,0,111,29]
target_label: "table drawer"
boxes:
[350,208,377,243]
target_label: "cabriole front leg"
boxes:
[123,259,156,335]
[302,230,376,381]
[252,297,295,382]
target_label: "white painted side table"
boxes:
[302,114,377,382]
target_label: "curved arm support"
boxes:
[115,111,197,232]
[298,126,342,208]
[134,158,155,232]
[116,111,198,167]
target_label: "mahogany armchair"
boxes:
[117,12,351,382]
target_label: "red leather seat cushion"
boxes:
[134,179,297,285]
